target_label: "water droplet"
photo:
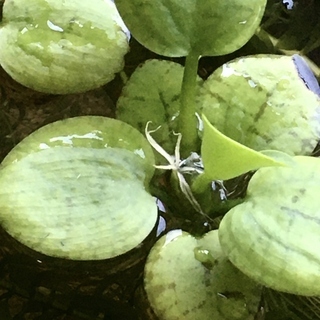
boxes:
[70,19,84,28]
[21,27,28,35]
[239,20,247,25]
[276,78,291,91]
[47,20,64,33]
[134,148,146,159]
[248,79,257,88]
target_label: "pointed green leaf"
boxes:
[196,115,286,183]
[116,0,266,57]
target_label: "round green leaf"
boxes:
[198,54,320,155]
[144,229,261,320]
[2,116,155,184]
[0,0,129,94]
[117,59,203,160]
[219,156,320,296]
[116,0,266,57]
[0,147,158,260]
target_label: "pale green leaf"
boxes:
[0,147,158,260]
[115,0,266,57]
[194,115,286,185]
[197,54,320,155]
[2,116,155,184]
[144,229,261,320]
[116,59,203,159]
[219,156,320,296]
[0,0,129,93]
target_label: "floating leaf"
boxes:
[197,54,320,155]
[0,117,157,260]
[115,0,267,57]
[117,59,203,159]
[0,0,129,93]
[0,147,158,260]
[219,156,320,296]
[2,116,155,184]
[144,229,261,320]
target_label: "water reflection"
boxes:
[282,0,294,10]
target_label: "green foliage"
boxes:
[2,116,155,184]
[192,115,287,193]
[1,0,320,318]
[0,117,157,260]
[115,0,267,57]
[197,54,320,155]
[0,147,158,260]
[219,156,320,296]
[117,59,203,160]
[144,229,261,320]
[0,0,129,93]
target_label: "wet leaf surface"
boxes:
[0,1,320,319]
[116,0,267,57]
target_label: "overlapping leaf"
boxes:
[115,0,267,57]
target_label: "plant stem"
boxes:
[179,50,200,157]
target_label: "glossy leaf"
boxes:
[219,156,320,296]
[0,0,129,93]
[193,115,286,188]
[0,147,158,260]
[197,54,320,155]
[2,116,155,184]
[117,59,203,160]
[0,116,157,259]
[115,0,267,57]
[144,229,261,320]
